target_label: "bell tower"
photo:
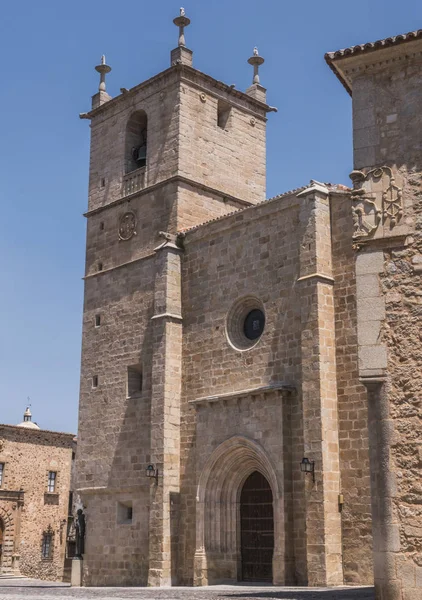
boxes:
[76,9,273,587]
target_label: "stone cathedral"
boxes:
[76,12,421,599]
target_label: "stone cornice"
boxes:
[326,37,422,95]
[0,489,25,505]
[297,272,335,284]
[83,250,156,280]
[83,175,251,218]
[0,423,75,442]
[190,383,295,406]
[151,312,183,322]
[81,63,272,122]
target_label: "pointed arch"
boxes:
[194,436,285,585]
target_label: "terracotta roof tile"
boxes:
[325,29,422,94]
[325,29,422,61]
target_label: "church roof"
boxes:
[325,29,422,95]
[325,28,422,61]
[179,182,350,236]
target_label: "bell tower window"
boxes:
[217,99,231,130]
[126,111,148,173]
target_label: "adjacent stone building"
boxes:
[0,408,75,581]
[75,12,421,598]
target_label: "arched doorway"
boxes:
[240,471,274,582]
[195,436,285,586]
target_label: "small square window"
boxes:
[0,463,4,487]
[92,375,98,389]
[95,314,101,328]
[47,471,57,493]
[127,365,142,398]
[41,533,53,559]
[117,501,133,525]
[217,100,231,129]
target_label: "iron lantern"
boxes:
[300,457,315,482]
[146,464,158,481]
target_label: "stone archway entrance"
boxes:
[240,471,274,582]
[0,518,4,567]
[194,436,285,586]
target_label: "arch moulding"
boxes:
[194,435,285,586]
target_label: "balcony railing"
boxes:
[122,167,146,197]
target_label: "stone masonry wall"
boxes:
[78,59,270,586]
[0,425,73,581]
[77,256,155,586]
[87,71,181,213]
[330,193,373,585]
[343,39,422,599]
[178,76,267,204]
[179,193,306,584]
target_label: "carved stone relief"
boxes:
[118,211,137,241]
[350,166,403,241]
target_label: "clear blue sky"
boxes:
[0,1,419,433]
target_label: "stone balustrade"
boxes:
[123,167,146,197]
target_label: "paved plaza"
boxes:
[0,579,375,600]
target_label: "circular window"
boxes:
[226,297,266,351]
[243,309,265,340]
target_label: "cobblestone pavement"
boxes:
[0,579,375,600]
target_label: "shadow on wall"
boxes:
[222,587,375,599]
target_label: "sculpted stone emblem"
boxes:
[350,166,403,242]
[119,211,137,241]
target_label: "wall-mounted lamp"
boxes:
[300,457,315,483]
[146,464,158,482]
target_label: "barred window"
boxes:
[47,471,56,493]
[0,463,4,487]
[41,533,53,559]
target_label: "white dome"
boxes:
[17,420,40,429]
[17,406,40,429]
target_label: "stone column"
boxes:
[11,492,23,575]
[297,182,343,586]
[147,236,183,587]
[355,249,405,600]
[363,379,405,600]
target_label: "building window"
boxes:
[226,296,266,351]
[117,501,133,525]
[127,365,142,398]
[217,99,231,129]
[126,110,148,173]
[95,314,101,327]
[0,463,4,487]
[47,471,57,493]
[98,262,103,272]
[92,375,98,389]
[41,533,53,559]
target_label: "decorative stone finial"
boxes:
[95,55,112,92]
[173,8,191,47]
[248,47,265,85]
